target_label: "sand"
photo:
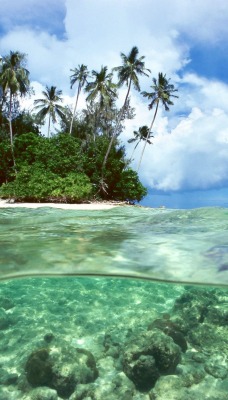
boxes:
[0,199,121,210]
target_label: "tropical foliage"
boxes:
[0,51,30,169]
[69,64,89,134]
[138,72,178,170]
[33,86,65,138]
[128,125,153,161]
[0,47,179,204]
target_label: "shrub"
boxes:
[0,166,92,202]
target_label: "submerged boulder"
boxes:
[148,314,188,353]
[122,330,181,391]
[25,344,98,399]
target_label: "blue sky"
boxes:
[0,0,228,208]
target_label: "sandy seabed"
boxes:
[0,199,120,210]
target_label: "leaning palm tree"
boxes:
[69,64,89,135]
[138,72,178,170]
[0,51,30,149]
[33,86,65,137]
[128,125,153,161]
[103,46,150,171]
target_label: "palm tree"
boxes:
[138,72,178,170]
[128,125,153,161]
[85,66,117,109]
[69,64,89,135]
[33,86,65,137]
[103,46,150,171]
[113,46,151,112]
[0,51,30,148]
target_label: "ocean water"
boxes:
[0,206,227,399]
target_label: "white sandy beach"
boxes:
[0,199,120,210]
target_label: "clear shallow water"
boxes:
[0,277,227,399]
[0,206,227,399]
[0,206,228,284]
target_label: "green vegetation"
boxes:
[0,47,178,203]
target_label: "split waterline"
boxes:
[0,206,227,399]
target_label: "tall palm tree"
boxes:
[85,66,117,109]
[128,125,153,161]
[103,46,150,171]
[113,46,151,111]
[69,64,89,135]
[0,51,30,148]
[138,72,178,170]
[33,86,65,137]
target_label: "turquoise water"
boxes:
[0,206,228,284]
[0,206,227,399]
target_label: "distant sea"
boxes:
[141,187,228,209]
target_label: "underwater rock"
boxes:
[0,308,10,330]
[92,371,134,400]
[173,288,217,332]
[190,352,207,363]
[187,322,226,350]
[149,375,192,400]
[25,344,99,399]
[125,354,159,392]
[0,296,15,310]
[28,387,58,400]
[0,368,18,385]
[122,330,181,391]
[4,373,18,385]
[205,358,228,379]
[68,383,94,399]
[206,305,228,326]
[103,331,121,358]
[44,332,55,343]
[25,348,53,387]
[76,348,99,382]
[177,363,206,387]
[148,314,187,352]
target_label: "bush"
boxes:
[0,166,92,202]
[113,168,147,202]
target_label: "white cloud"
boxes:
[133,106,228,191]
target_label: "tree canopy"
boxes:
[0,48,179,204]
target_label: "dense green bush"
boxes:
[0,131,147,203]
[14,132,85,175]
[0,139,14,184]
[113,168,147,202]
[0,165,92,202]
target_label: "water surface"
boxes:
[0,206,227,284]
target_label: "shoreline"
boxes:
[0,199,127,210]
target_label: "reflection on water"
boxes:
[0,277,227,399]
[0,206,228,284]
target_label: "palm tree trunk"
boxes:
[47,113,51,138]
[69,83,81,135]
[129,141,140,162]
[9,92,13,148]
[8,91,17,172]
[137,100,159,171]
[102,78,132,172]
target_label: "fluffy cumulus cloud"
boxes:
[1,0,228,192]
[136,107,228,191]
